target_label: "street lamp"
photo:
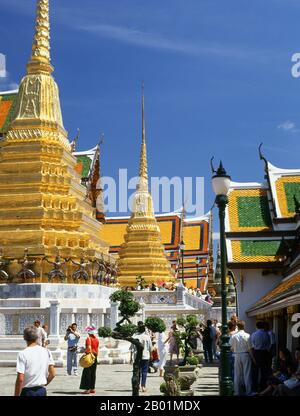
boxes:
[195,256,201,289]
[180,240,185,285]
[211,159,233,396]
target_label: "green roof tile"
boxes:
[284,182,300,213]
[237,195,272,228]
[240,240,283,257]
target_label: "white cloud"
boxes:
[76,23,272,62]
[0,70,18,93]
[277,120,298,133]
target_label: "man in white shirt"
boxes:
[132,321,152,392]
[15,326,56,396]
[229,320,253,396]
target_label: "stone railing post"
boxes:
[176,283,185,305]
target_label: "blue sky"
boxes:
[1,0,300,218]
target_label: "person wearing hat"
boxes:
[79,325,99,394]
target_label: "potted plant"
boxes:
[176,314,203,367]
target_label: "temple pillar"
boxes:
[49,300,60,338]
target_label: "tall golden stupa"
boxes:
[117,87,174,287]
[0,0,110,281]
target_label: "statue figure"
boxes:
[94,259,106,285]
[17,249,36,281]
[70,257,90,282]
[0,249,10,281]
[43,255,67,283]
[105,261,112,286]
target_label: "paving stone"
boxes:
[0,362,219,396]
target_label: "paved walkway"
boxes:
[0,363,219,396]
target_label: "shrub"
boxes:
[145,317,166,333]
[186,356,199,366]
[160,382,167,394]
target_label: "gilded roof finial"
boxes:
[27,0,54,75]
[138,82,148,189]
[71,128,80,152]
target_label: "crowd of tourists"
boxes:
[128,281,214,304]
[14,314,300,396]
[228,317,300,396]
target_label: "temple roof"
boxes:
[102,211,211,289]
[73,146,99,179]
[225,155,300,267]
[0,90,18,135]
[247,271,300,314]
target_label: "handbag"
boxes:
[79,352,96,368]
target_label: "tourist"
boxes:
[80,325,99,394]
[274,348,300,396]
[159,283,168,292]
[201,320,214,363]
[156,330,168,377]
[250,321,272,392]
[264,322,276,368]
[42,324,50,347]
[212,320,220,360]
[259,348,295,396]
[228,320,238,382]
[205,291,213,304]
[229,320,253,396]
[133,321,152,392]
[148,341,159,373]
[64,323,80,376]
[15,326,55,396]
[196,289,202,298]
[33,320,47,347]
[165,321,180,363]
[230,314,238,324]
[150,283,157,291]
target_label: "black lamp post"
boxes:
[195,256,201,289]
[180,240,185,285]
[212,160,233,396]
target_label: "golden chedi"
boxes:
[117,87,174,287]
[0,0,110,282]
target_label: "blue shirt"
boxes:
[67,333,79,348]
[250,329,271,351]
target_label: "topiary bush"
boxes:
[186,356,199,366]
[145,317,166,333]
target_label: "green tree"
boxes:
[176,315,201,365]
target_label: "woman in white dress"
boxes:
[157,331,168,377]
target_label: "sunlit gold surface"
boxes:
[117,88,173,287]
[0,0,111,282]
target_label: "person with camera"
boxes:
[64,323,80,376]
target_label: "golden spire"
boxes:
[138,82,148,189]
[27,0,53,75]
